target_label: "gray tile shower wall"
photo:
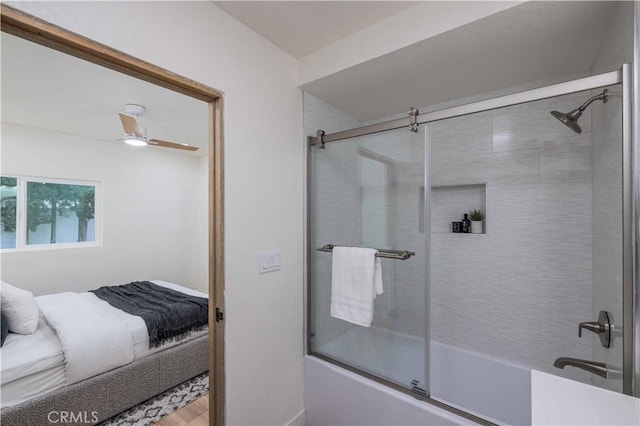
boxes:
[428,92,596,383]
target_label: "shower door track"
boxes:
[308,69,622,147]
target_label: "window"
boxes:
[1,177,17,248]
[1,176,100,250]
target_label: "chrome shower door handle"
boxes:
[578,310,611,348]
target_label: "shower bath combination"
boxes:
[550,89,609,134]
[307,64,635,426]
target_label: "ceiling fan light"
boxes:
[124,136,148,147]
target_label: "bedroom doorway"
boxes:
[0,5,225,425]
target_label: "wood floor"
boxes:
[155,394,209,426]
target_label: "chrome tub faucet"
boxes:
[553,357,608,379]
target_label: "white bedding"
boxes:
[38,292,135,385]
[0,280,208,408]
[0,318,67,407]
[1,318,64,384]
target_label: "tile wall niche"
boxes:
[431,184,486,234]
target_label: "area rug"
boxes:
[99,373,209,425]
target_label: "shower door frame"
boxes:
[307,64,637,419]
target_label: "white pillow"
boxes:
[0,281,39,335]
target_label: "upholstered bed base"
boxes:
[0,335,209,426]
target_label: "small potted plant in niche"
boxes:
[469,209,484,234]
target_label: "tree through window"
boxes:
[1,176,98,249]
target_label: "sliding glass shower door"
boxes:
[308,127,427,392]
[306,66,633,426]
[427,85,624,424]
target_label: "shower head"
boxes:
[550,109,584,134]
[550,89,608,134]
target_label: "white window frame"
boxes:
[1,175,102,252]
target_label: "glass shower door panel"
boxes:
[428,87,623,424]
[309,127,426,391]
[589,84,623,394]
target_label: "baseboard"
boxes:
[287,409,306,426]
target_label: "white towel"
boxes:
[330,247,383,327]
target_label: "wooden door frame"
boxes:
[0,5,225,425]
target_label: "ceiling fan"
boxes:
[118,104,198,152]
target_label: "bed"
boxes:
[0,280,209,425]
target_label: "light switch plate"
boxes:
[259,250,281,274]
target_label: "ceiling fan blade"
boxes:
[148,138,199,152]
[118,113,144,138]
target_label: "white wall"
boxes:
[1,123,208,295]
[5,2,304,425]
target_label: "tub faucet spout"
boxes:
[553,357,608,379]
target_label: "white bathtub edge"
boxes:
[531,370,640,425]
[305,355,474,426]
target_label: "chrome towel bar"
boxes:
[317,244,415,260]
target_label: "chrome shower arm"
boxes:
[577,90,609,111]
[550,89,609,134]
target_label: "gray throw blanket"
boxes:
[91,281,208,348]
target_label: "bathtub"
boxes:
[306,327,531,425]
